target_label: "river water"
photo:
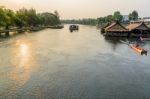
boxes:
[0,25,150,99]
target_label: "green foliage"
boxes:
[0,7,15,29]
[62,18,97,26]
[0,6,61,29]
[97,11,122,26]
[26,9,38,26]
[38,12,60,26]
[62,10,139,27]
[97,17,105,25]
[14,11,26,28]
[105,15,113,23]
[0,7,6,26]
[113,11,123,21]
[129,10,138,21]
[97,10,139,26]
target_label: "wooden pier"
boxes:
[0,28,29,37]
[0,27,45,37]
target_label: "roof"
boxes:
[105,21,128,32]
[101,23,110,29]
[126,22,150,31]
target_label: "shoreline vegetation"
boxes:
[0,6,63,37]
[61,18,97,26]
[61,11,139,27]
[0,6,148,38]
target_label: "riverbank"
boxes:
[0,25,64,37]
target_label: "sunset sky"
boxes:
[0,0,149,19]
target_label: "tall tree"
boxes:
[26,8,38,26]
[0,7,6,27]
[54,10,61,25]
[54,10,59,19]
[40,12,60,26]
[15,8,28,27]
[97,17,105,25]
[113,11,123,22]
[105,15,113,23]
[4,9,15,29]
[0,7,15,29]
[129,10,138,21]
[14,12,26,28]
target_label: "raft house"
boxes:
[103,21,129,37]
[102,21,150,38]
[126,22,150,37]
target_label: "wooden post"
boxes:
[5,25,10,37]
[5,31,10,37]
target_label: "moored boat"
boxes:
[48,25,64,29]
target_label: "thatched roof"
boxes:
[105,21,128,32]
[126,22,150,31]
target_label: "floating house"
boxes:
[104,21,129,37]
[126,22,150,37]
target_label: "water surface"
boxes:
[0,25,150,99]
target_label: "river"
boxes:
[0,25,150,99]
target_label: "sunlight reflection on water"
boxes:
[0,25,150,99]
[1,39,39,97]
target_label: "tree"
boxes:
[14,12,26,28]
[54,10,59,19]
[62,18,97,26]
[54,10,61,25]
[26,8,38,26]
[105,15,113,23]
[0,7,15,30]
[4,9,15,29]
[97,17,105,25]
[15,8,28,27]
[113,11,123,22]
[0,8,15,36]
[0,7,6,27]
[40,12,60,26]
[1,6,62,30]
[129,10,138,21]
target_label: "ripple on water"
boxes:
[0,25,150,99]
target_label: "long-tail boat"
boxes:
[120,40,148,55]
[130,44,148,55]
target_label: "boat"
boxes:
[120,40,148,55]
[140,37,150,41]
[69,25,79,32]
[130,44,148,55]
[48,25,64,29]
